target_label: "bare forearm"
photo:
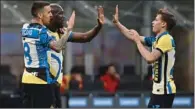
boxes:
[69,23,102,42]
[84,24,102,41]
[114,22,146,44]
[114,22,133,40]
[50,29,71,52]
[136,41,154,63]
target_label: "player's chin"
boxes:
[152,28,156,33]
[44,22,51,26]
[47,21,51,25]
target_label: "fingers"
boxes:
[99,6,104,15]
[129,29,140,37]
[97,6,100,17]
[71,10,75,19]
[67,10,76,29]
[68,10,75,23]
[97,5,104,24]
[97,5,104,16]
[112,5,119,23]
[116,5,118,15]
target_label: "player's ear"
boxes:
[37,12,43,19]
[161,21,166,28]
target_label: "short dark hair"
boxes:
[157,8,176,31]
[31,1,50,17]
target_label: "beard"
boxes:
[56,21,64,28]
[50,17,64,28]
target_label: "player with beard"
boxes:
[21,1,75,108]
[46,4,104,108]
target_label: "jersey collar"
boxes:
[156,31,169,41]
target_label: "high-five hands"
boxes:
[129,29,141,43]
[97,6,105,25]
[113,5,119,24]
[67,11,75,30]
[58,11,75,34]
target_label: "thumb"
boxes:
[113,15,115,18]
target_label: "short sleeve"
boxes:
[155,36,172,54]
[144,36,156,47]
[67,31,73,41]
[39,28,54,47]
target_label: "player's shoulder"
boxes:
[157,33,176,47]
[21,23,42,38]
[48,29,57,35]
[158,33,173,42]
[22,23,47,34]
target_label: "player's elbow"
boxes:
[49,42,63,53]
[146,57,155,64]
[146,60,154,64]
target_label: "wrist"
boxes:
[114,21,120,27]
[66,27,72,31]
[97,18,103,26]
[97,20,103,27]
[136,40,141,44]
[113,20,120,25]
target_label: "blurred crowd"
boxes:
[1,63,153,94]
[61,64,121,94]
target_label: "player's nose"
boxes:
[152,20,155,25]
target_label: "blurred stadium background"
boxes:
[0,0,194,108]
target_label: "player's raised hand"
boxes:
[67,10,75,30]
[97,6,105,25]
[113,5,119,23]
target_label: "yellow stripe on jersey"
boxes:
[22,70,47,84]
[155,35,173,53]
[167,80,176,94]
[50,31,60,40]
[170,81,176,93]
